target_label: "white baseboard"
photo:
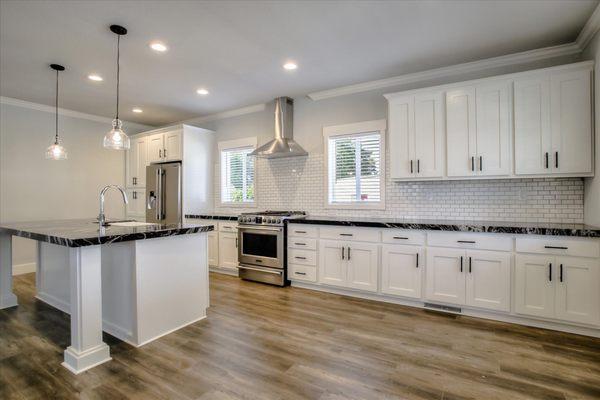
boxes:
[36,292,70,314]
[13,262,36,275]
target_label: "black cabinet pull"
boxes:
[545,152,549,169]
[555,151,558,169]
[164,148,167,158]
[341,247,345,260]
[339,233,353,237]
[559,264,563,282]
[417,159,420,173]
[457,240,476,244]
[471,156,475,171]
[544,245,568,250]
[295,271,307,276]
[294,256,307,260]
[294,242,306,246]
[416,253,419,268]
[549,263,552,282]
[410,160,413,174]
[159,149,162,158]
[393,236,409,240]
[295,230,307,234]
[132,191,137,200]
[479,156,482,171]
[469,257,472,273]
[347,247,351,260]
[460,256,463,272]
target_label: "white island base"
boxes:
[36,234,209,349]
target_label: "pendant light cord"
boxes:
[55,69,59,144]
[116,34,120,120]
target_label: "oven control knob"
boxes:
[276,218,281,224]
[266,217,273,223]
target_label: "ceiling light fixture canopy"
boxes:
[46,64,67,160]
[103,24,130,150]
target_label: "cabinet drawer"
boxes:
[219,221,238,232]
[288,225,318,238]
[428,232,512,252]
[288,248,317,266]
[288,238,317,250]
[319,227,380,242]
[289,264,317,282]
[516,237,600,258]
[382,230,425,245]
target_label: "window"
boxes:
[219,138,256,205]
[323,120,386,209]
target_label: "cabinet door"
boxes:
[127,137,139,188]
[515,254,555,319]
[164,130,183,161]
[475,81,511,176]
[208,231,218,267]
[514,76,551,175]
[126,189,145,217]
[135,136,148,187]
[446,87,476,177]
[346,242,379,292]
[465,250,511,312]
[550,69,593,174]
[218,232,238,270]
[318,240,346,288]
[425,248,466,305]
[555,257,600,325]
[414,92,444,178]
[381,244,422,298]
[148,134,164,163]
[388,96,414,179]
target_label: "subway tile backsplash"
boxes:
[214,153,584,223]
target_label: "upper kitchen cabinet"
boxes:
[446,81,511,178]
[147,130,183,163]
[126,136,148,188]
[386,91,445,179]
[514,64,593,176]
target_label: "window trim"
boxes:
[323,119,386,210]
[218,137,257,208]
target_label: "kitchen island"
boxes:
[0,219,213,374]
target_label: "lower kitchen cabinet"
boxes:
[318,240,378,292]
[126,188,146,218]
[381,244,423,299]
[208,231,218,267]
[516,254,600,325]
[218,231,238,270]
[426,248,466,305]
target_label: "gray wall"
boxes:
[0,102,150,271]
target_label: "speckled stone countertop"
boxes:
[0,219,215,247]
[185,214,239,221]
[289,216,600,238]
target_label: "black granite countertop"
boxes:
[185,214,238,221]
[0,219,215,247]
[289,216,600,238]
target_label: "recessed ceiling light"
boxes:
[196,88,209,95]
[88,74,103,81]
[283,62,298,70]
[132,108,143,113]
[150,42,168,52]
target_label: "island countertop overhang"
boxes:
[0,219,214,247]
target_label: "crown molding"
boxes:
[576,3,600,50]
[0,96,151,129]
[180,103,266,125]
[307,43,580,101]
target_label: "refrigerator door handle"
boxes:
[156,168,162,221]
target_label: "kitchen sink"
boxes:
[109,221,158,227]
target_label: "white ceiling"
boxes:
[0,0,598,126]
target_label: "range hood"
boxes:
[249,97,308,159]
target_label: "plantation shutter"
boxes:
[221,147,255,203]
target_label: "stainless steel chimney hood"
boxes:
[249,97,308,159]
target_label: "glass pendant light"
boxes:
[45,64,67,160]
[103,24,130,150]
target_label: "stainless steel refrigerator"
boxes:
[146,162,182,224]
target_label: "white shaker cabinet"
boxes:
[319,240,346,287]
[218,231,238,271]
[465,250,511,312]
[425,247,466,305]
[387,92,445,179]
[381,244,423,299]
[164,130,183,161]
[148,133,165,163]
[514,67,592,176]
[126,188,146,217]
[446,87,476,178]
[126,136,148,188]
[318,240,378,292]
[208,231,219,267]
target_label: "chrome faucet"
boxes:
[98,185,128,226]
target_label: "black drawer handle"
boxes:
[339,233,353,237]
[393,236,409,240]
[295,230,307,234]
[549,263,552,282]
[545,152,549,169]
[460,256,463,272]
[559,264,563,282]
[555,151,558,169]
[416,253,419,268]
[294,242,306,246]
[457,240,476,244]
[295,272,307,276]
[544,246,568,250]
[469,257,472,273]
[294,256,307,260]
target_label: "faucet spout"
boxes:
[98,185,129,226]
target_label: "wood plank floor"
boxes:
[1,272,600,400]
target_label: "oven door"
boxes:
[238,225,284,269]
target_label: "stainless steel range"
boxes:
[237,211,306,286]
